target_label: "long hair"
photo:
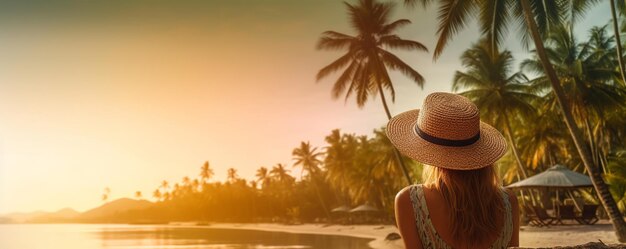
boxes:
[422,164,504,246]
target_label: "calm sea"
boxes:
[0,224,373,249]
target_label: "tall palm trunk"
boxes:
[521,0,626,241]
[611,0,626,84]
[373,55,413,185]
[502,111,538,204]
[376,81,413,185]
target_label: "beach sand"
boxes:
[201,221,621,249]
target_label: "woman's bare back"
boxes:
[395,185,519,249]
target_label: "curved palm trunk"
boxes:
[376,81,413,185]
[611,0,626,85]
[502,111,538,204]
[521,0,626,241]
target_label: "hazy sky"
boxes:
[0,1,612,214]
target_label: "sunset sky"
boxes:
[0,1,612,214]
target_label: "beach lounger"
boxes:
[556,205,577,224]
[532,205,557,227]
[522,205,543,227]
[576,204,599,225]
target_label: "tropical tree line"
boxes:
[103,130,418,224]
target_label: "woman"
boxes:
[387,92,519,249]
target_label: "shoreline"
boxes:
[192,223,403,249]
[174,221,621,249]
[4,221,621,248]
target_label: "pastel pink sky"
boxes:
[0,1,611,213]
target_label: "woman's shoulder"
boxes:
[395,184,420,206]
[395,184,428,207]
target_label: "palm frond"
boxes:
[569,0,601,24]
[320,31,355,39]
[379,49,424,87]
[332,60,359,100]
[317,51,355,81]
[317,36,355,50]
[380,19,412,35]
[511,2,533,50]
[379,35,428,52]
[478,0,511,51]
[433,0,476,59]
[344,62,364,104]
[530,0,565,35]
[404,0,436,8]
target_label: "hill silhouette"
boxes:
[28,208,80,223]
[79,198,154,220]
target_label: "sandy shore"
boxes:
[193,220,621,249]
[204,223,403,249]
[518,221,619,247]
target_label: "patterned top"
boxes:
[408,184,513,249]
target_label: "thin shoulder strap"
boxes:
[408,185,451,249]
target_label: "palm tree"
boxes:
[135,191,142,200]
[270,163,295,213]
[160,180,169,193]
[192,179,200,192]
[317,0,428,184]
[200,161,214,183]
[226,168,238,184]
[153,189,162,202]
[517,112,570,172]
[324,130,357,195]
[518,3,626,240]
[292,142,323,178]
[270,163,294,184]
[292,141,330,219]
[182,176,191,186]
[406,0,626,240]
[521,23,626,170]
[453,39,539,179]
[256,167,271,189]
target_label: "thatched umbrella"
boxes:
[506,164,592,189]
[507,164,593,212]
[331,205,351,213]
[349,203,379,213]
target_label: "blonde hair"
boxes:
[423,164,505,247]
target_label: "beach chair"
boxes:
[532,205,557,226]
[522,205,543,227]
[556,205,577,224]
[576,204,599,225]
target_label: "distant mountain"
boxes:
[0,211,47,223]
[54,208,80,218]
[0,216,13,224]
[0,199,155,223]
[79,198,154,220]
[28,208,80,223]
[0,208,81,223]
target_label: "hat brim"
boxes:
[386,109,508,170]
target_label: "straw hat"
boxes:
[386,92,507,170]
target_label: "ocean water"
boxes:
[0,224,373,249]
